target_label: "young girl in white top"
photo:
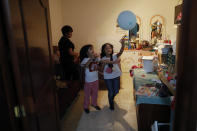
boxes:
[100,38,125,110]
[80,44,118,113]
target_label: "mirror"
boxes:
[129,15,141,40]
[136,15,142,40]
[128,16,141,50]
[150,15,165,45]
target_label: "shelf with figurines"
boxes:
[123,36,155,51]
[155,46,176,95]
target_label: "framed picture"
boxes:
[150,15,165,41]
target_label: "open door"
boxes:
[0,0,59,131]
[174,0,197,130]
[0,2,23,130]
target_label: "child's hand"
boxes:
[98,71,104,75]
[101,59,120,64]
[102,59,110,64]
[119,35,127,45]
[74,56,79,64]
[93,53,100,58]
[110,58,120,64]
[74,52,79,57]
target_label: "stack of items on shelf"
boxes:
[156,42,176,90]
[123,35,140,50]
[160,69,177,88]
[136,82,171,97]
[167,49,176,74]
[158,64,168,73]
[136,84,159,97]
[155,43,172,65]
[157,64,177,93]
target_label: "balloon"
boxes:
[117,10,137,30]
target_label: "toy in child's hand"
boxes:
[120,35,127,44]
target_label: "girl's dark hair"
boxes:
[100,43,114,68]
[80,44,93,62]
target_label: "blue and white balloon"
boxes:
[117,10,137,30]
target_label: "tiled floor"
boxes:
[61,73,137,131]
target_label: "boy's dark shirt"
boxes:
[58,36,75,63]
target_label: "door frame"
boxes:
[174,0,197,131]
[0,0,26,131]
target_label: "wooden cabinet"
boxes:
[133,69,171,131]
[57,81,80,118]
[136,104,170,131]
[53,46,81,118]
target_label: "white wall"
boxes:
[50,0,181,52]
[49,0,63,45]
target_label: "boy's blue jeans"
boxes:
[104,77,120,107]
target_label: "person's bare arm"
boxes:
[99,59,120,65]
[81,58,93,68]
[117,36,126,58]
[98,63,105,77]
[69,48,78,57]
